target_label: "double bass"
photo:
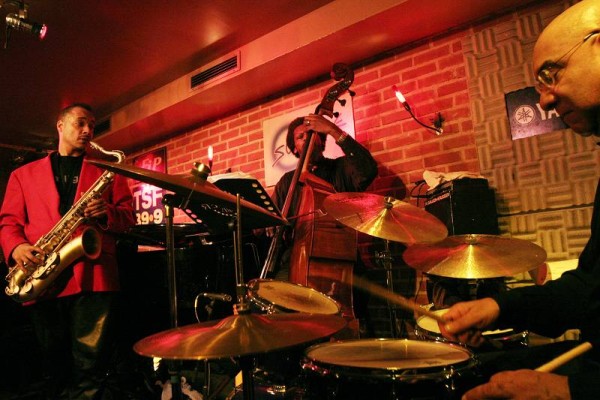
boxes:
[264,63,359,332]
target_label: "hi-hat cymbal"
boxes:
[402,234,547,279]
[87,160,286,231]
[323,192,448,244]
[133,312,347,360]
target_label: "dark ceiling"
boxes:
[0,0,541,166]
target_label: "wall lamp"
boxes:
[2,0,47,49]
[392,85,444,136]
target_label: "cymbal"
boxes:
[323,192,448,244]
[87,160,286,231]
[133,312,347,360]
[402,234,547,279]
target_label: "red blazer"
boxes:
[0,152,135,302]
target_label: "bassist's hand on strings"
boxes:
[303,114,347,143]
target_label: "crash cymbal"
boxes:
[87,160,286,231]
[402,234,547,279]
[133,312,347,360]
[323,192,448,244]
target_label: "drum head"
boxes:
[248,279,340,314]
[305,339,473,371]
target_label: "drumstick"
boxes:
[352,274,446,323]
[535,342,592,372]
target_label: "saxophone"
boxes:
[4,142,125,302]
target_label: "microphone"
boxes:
[200,292,232,302]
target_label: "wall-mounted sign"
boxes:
[262,93,355,187]
[132,147,166,225]
[505,87,567,140]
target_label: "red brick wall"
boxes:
[137,29,476,211]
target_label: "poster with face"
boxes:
[262,93,355,187]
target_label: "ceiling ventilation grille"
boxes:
[190,52,240,90]
[94,118,111,136]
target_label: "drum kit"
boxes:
[89,159,548,400]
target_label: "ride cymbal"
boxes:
[87,160,286,231]
[402,234,547,279]
[133,312,347,360]
[323,192,448,244]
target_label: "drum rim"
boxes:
[302,338,477,381]
[247,278,341,314]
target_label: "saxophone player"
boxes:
[0,103,135,399]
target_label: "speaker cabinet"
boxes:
[425,179,499,235]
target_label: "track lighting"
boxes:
[6,13,47,39]
[2,0,47,49]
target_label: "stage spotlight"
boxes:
[5,13,47,40]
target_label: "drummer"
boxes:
[440,2,600,399]
[267,115,377,327]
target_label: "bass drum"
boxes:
[302,339,481,400]
[247,279,340,314]
[415,309,529,350]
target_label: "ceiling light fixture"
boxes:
[2,0,47,49]
[6,13,47,39]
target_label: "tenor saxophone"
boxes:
[4,142,125,302]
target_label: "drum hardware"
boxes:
[322,192,449,338]
[402,234,547,279]
[374,240,403,338]
[132,196,345,400]
[194,292,233,322]
[90,160,288,400]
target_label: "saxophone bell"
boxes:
[6,227,102,302]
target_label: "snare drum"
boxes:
[302,339,479,399]
[415,309,529,350]
[247,279,340,314]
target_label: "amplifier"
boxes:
[425,178,499,235]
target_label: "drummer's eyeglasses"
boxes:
[535,30,600,94]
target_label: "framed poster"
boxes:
[131,147,167,225]
[505,87,567,140]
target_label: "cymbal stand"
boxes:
[375,240,400,338]
[163,194,179,329]
[232,194,255,400]
[161,194,184,400]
